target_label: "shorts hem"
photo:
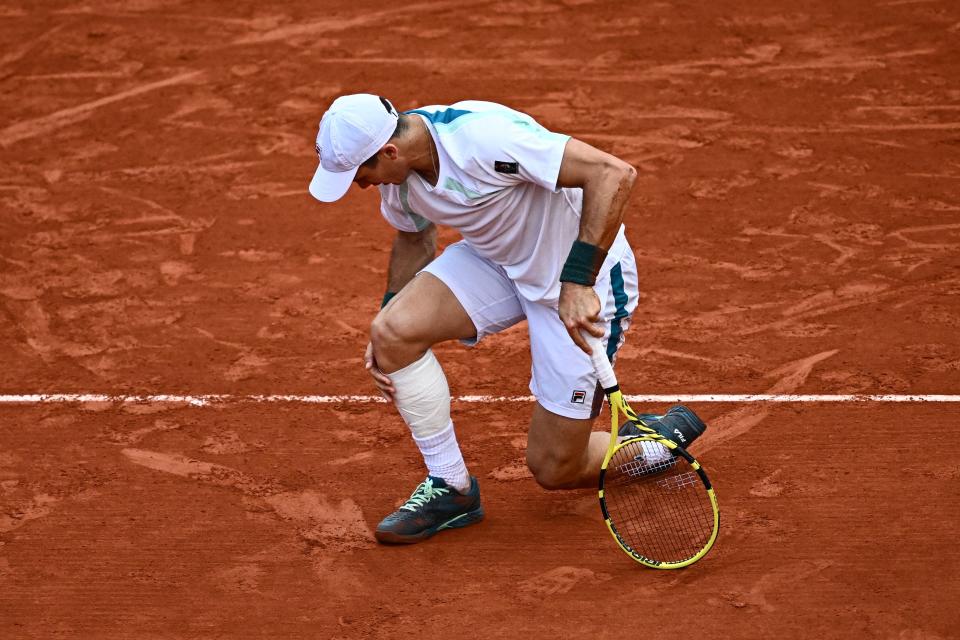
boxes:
[534,395,597,421]
[421,256,521,346]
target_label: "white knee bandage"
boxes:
[389,349,451,438]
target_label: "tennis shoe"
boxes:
[618,405,708,473]
[619,404,707,449]
[374,475,484,544]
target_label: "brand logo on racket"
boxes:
[610,527,662,566]
[631,550,661,566]
[570,390,586,404]
[673,428,686,443]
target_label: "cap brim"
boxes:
[308,163,358,202]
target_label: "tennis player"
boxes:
[308,94,706,544]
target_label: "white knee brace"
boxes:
[388,349,451,438]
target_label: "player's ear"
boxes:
[382,143,400,161]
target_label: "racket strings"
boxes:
[605,440,714,563]
[609,473,711,562]
[618,452,675,478]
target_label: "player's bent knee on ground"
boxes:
[525,450,584,491]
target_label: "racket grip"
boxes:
[584,333,618,391]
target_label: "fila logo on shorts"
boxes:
[570,390,587,404]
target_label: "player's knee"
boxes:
[370,309,424,356]
[526,451,580,491]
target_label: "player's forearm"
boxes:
[386,225,437,293]
[577,158,637,251]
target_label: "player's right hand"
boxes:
[364,341,396,402]
[559,281,604,354]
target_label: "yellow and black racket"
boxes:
[587,335,720,569]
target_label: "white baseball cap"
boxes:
[308,94,399,202]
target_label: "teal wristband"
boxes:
[381,291,397,309]
[559,240,607,286]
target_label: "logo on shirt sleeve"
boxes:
[494,160,519,174]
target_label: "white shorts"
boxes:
[421,240,639,420]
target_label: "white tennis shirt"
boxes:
[378,100,629,305]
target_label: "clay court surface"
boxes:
[2,0,960,637]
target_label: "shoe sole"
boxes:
[618,414,662,437]
[374,506,485,545]
[620,406,708,447]
[661,405,707,447]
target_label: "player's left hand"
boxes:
[559,281,603,354]
[364,341,396,402]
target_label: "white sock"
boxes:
[413,420,471,493]
[639,440,673,466]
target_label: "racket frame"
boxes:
[585,334,719,569]
[598,389,720,569]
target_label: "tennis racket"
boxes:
[586,334,720,569]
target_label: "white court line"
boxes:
[0,394,959,407]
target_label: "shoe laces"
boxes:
[399,478,450,512]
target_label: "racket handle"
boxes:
[584,333,618,391]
